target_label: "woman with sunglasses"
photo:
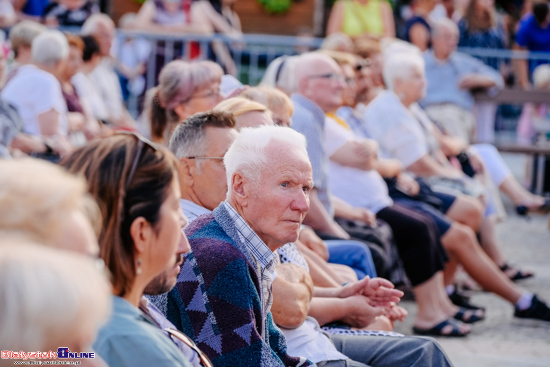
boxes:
[62,134,195,367]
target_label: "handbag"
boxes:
[385,177,444,211]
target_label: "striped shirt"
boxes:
[223,201,278,341]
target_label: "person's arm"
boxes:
[296,242,342,287]
[407,154,463,179]
[303,189,350,239]
[329,138,378,171]
[37,108,60,137]
[381,2,396,38]
[332,195,377,227]
[298,227,329,260]
[271,263,314,329]
[309,295,383,327]
[408,23,430,51]
[375,158,403,178]
[326,1,344,35]
[194,1,242,37]
[514,44,531,89]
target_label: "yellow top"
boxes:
[341,0,384,37]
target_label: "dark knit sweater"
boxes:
[162,204,313,367]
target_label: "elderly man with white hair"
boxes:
[1,29,72,158]
[161,123,453,367]
[420,17,504,143]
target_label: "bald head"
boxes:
[293,52,345,112]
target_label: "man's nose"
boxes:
[291,191,310,213]
[178,229,191,254]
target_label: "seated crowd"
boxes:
[2,5,550,367]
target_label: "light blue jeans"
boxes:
[325,240,377,280]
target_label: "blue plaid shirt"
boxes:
[223,201,278,341]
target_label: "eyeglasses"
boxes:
[307,73,345,83]
[184,156,224,161]
[189,87,221,100]
[115,131,159,192]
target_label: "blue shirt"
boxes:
[291,93,334,216]
[515,14,550,74]
[421,50,504,110]
[93,296,192,367]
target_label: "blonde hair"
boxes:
[239,86,294,116]
[214,97,268,117]
[9,20,47,56]
[0,159,97,246]
[0,240,111,351]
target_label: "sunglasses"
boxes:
[115,131,159,192]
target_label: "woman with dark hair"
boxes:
[62,134,192,367]
[402,0,439,51]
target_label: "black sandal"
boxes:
[449,289,485,312]
[413,319,470,337]
[500,263,534,282]
[453,307,485,324]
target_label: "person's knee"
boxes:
[451,196,483,231]
[444,223,478,254]
[404,336,451,367]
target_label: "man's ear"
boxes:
[230,172,249,207]
[129,216,153,256]
[178,158,195,187]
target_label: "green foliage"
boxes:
[258,0,292,14]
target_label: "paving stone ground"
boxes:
[393,154,550,367]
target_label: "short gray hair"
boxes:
[81,13,115,35]
[31,30,69,67]
[9,20,46,56]
[224,125,308,189]
[432,17,459,38]
[383,52,425,90]
[168,111,236,171]
[0,241,111,350]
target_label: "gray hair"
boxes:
[9,20,47,55]
[81,13,115,35]
[382,52,425,90]
[261,55,298,96]
[432,17,459,38]
[224,125,308,189]
[0,241,111,350]
[168,111,236,171]
[31,30,69,67]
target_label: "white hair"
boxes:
[383,52,425,90]
[533,64,550,90]
[31,30,69,67]
[224,125,308,189]
[81,13,115,35]
[432,17,459,38]
[0,241,111,351]
[261,55,298,96]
